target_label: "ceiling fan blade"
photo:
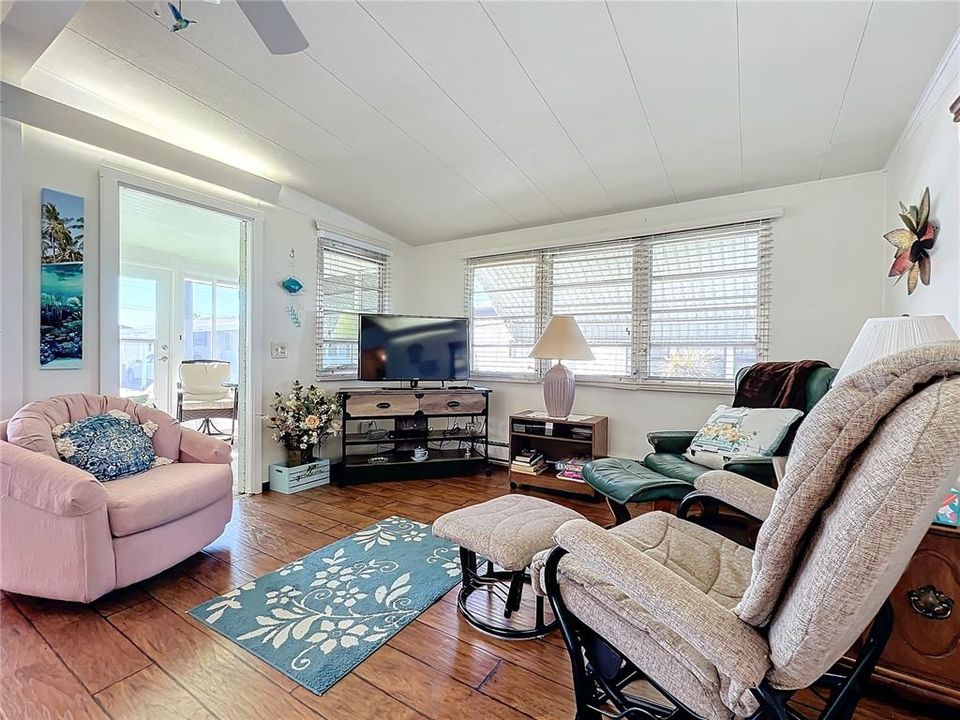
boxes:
[236,0,308,55]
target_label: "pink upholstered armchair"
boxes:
[0,394,233,602]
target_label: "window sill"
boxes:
[470,375,733,396]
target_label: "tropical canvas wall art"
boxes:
[40,188,85,369]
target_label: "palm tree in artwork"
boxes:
[41,202,84,263]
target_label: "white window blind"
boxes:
[464,220,772,388]
[550,241,637,379]
[640,221,772,386]
[465,254,540,378]
[317,237,390,378]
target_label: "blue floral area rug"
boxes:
[189,516,461,695]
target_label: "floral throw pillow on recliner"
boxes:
[53,409,172,481]
[684,404,803,470]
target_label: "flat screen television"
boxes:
[358,314,469,382]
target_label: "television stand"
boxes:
[336,386,492,484]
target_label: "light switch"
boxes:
[271,342,288,359]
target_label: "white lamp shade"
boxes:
[529,315,595,361]
[835,315,958,383]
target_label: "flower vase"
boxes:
[286,444,315,468]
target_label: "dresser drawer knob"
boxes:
[907,584,954,620]
[376,402,391,409]
[446,400,461,408]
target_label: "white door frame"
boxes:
[99,166,264,494]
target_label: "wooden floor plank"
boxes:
[353,645,528,720]
[480,660,576,719]
[2,469,949,720]
[234,499,340,546]
[142,571,301,692]
[224,514,319,562]
[0,597,109,720]
[415,599,576,689]
[291,675,428,720]
[204,545,286,578]
[386,619,501,689]
[294,499,382,529]
[177,552,257,595]
[107,600,319,719]
[94,665,215,720]
[11,595,152,694]
[91,586,151,617]
[242,495,352,532]
[383,500,444,524]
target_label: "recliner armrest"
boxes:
[0,439,105,516]
[693,470,776,521]
[553,519,769,685]
[721,456,778,486]
[179,428,231,464]
[646,430,697,454]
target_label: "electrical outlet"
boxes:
[271,342,288,359]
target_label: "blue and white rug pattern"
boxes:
[189,516,461,695]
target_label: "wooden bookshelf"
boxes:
[508,410,607,498]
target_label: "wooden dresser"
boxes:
[871,522,959,708]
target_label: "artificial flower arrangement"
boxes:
[267,380,342,466]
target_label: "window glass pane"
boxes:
[184,280,213,360]
[551,245,634,377]
[215,283,240,382]
[645,227,763,382]
[318,243,389,375]
[119,275,157,396]
[468,260,538,377]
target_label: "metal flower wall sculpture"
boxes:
[885,187,937,295]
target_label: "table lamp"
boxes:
[835,315,958,383]
[529,315,594,418]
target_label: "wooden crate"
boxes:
[269,459,331,494]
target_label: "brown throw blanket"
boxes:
[734,360,829,411]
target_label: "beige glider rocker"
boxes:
[537,343,960,720]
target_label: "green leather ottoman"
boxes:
[582,457,703,503]
[582,457,706,524]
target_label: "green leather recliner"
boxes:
[583,365,838,524]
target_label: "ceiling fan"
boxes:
[161,0,309,55]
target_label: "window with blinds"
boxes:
[316,237,390,378]
[465,220,771,388]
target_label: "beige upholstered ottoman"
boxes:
[433,494,584,638]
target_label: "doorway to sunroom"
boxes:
[116,186,245,488]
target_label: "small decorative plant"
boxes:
[267,380,342,467]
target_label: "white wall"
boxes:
[0,118,24,418]
[408,172,887,458]
[3,125,416,479]
[882,35,960,329]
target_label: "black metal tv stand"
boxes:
[336,386,492,484]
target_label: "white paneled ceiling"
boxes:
[14,0,960,245]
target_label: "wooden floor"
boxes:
[1,470,952,720]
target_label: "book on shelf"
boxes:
[510,461,546,475]
[555,456,588,480]
[512,450,543,466]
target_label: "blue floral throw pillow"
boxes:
[52,410,172,482]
